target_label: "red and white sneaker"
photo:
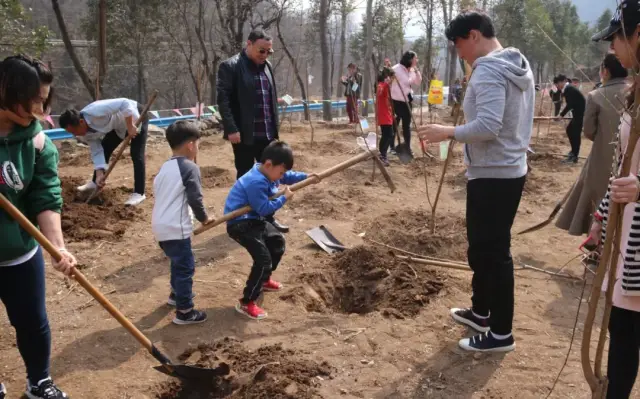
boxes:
[262,278,283,292]
[235,301,267,320]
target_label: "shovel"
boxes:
[305,225,347,254]
[0,192,230,381]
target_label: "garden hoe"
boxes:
[0,192,230,382]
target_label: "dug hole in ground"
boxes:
[0,104,629,398]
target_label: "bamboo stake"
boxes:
[430,63,472,233]
[581,66,640,397]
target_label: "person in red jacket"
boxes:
[376,67,395,166]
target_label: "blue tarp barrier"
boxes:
[43,96,429,141]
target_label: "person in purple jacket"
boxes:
[224,142,320,320]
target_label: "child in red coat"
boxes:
[376,68,395,166]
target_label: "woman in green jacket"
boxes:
[0,55,76,399]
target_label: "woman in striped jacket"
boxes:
[590,1,640,397]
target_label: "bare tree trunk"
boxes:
[336,2,348,99]
[136,41,147,103]
[362,0,374,117]
[51,0,96,99]
[210,56,220,105]
[98,0,107,80]
[276,17,310,120]
[426,0,434,82]
[448,45,458,86]
[319,0,332,121]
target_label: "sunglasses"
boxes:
[258,48,274,55]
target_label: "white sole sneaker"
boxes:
[76,182,97,193]
[124,194,146,206]
[458,337,515,352]
[450,308,490,333]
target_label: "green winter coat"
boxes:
[0,120,62,262]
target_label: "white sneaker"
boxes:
[76,181,97,193]
[1,383,6,399]
[125,193,146,206]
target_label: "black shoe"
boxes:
[458,331,515,352]
[173,309,207,325]
[450,307,490,333]
[167,291,197,307]
[1,383,6,399]
[561,155,578,164]
[26,378,68,399]
[271,219,290,233]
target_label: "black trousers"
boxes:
[393,100,412,147]
[92,124,148,195]
[231,138,273,180]
[227,220,286,304]
[467,176,526,335]
[553,101,562,116]
[378,125,395,158]
[607,306,640,399]
[566,114,583,157]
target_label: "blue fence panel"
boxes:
[44,97,424,141]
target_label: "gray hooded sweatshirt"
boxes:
[454,47,535,179]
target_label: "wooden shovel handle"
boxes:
[194,150,379,235]
[87,90,159,202]
[0,193,154,353]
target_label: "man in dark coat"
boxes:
[217,29,289,232]
[555,74,586,164]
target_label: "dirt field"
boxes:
[0,109,629,398]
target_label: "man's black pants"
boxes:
[566,114,583,157]
[232,138,273,180]
[466,176,526,335]
[92,122,148,195]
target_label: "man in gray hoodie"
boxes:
[418,10,534,353]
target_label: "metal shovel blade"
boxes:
[395,143,413,164]
[153,362,231,381]
[306,225,346,254]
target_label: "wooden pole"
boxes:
[194,150,393,236]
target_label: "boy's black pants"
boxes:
[227,220,286,303]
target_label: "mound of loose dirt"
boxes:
[523,171,563,199]
[60,177,141,241]
[299,140,355,156]
[57,141,92,167]
[528,151,573,172]
[360,210,468,262]
[281,246,444,318]
[201,166,233,188]
[288,187,368,217]
[155,338,332,399]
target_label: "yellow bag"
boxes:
[428,80,444,105]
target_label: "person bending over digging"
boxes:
[224,141,320,319]
[58,98,149,206]
[418,10,534,352]
[152,120,212,325]
[0,55,77,399]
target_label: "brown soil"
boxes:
[154,338,332,399]
[3,102,623,399]
[281,246,444,319]
[361,209,468,262]
[60,177,141,241]
[200,166,233,188]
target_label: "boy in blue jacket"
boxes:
[224,141,319,320]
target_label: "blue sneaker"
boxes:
[459,331,515,353]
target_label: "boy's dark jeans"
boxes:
[466,176,525,336]
[227,219,285,304]
[159,238,195,311]
[378,125,395,158]
[0,247,51,386]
